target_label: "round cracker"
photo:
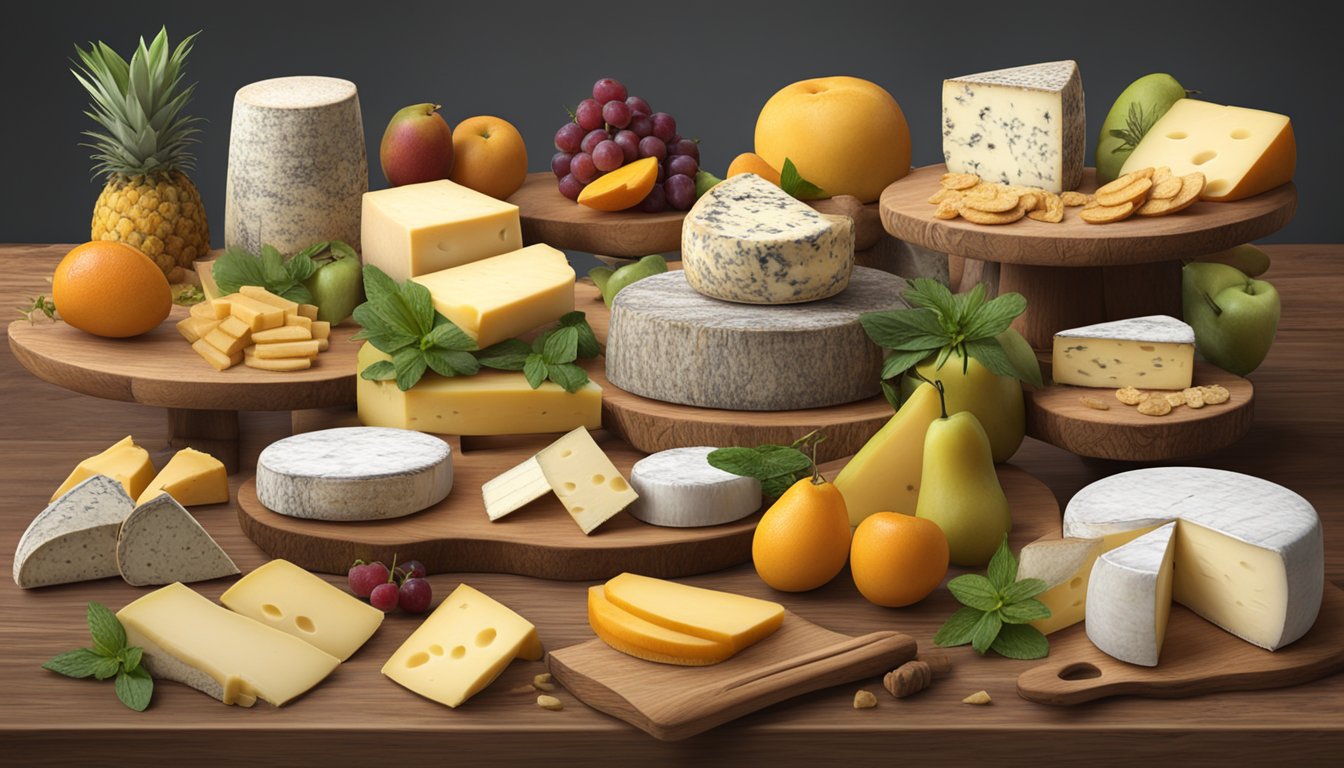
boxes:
[960,204,1026,225]
[963,193,1021,213]
[1096,177,1154,207]
[1138,398,1172,416]
[1080,201,1136,224]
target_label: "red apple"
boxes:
[380,103,454,187]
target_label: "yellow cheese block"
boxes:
[297,304,319,321]
[226,294,286,331]
[216,315,252,339]
[50,436,156,502]
[189,300,223,321]
[203,327,251,356]
[136,447,228,506]
[244,356,312,372]
[602,573,785,653]
[191,339,242,371]
[587,586,734,665]
[535,427,637,534]
[239,285,299,316]
[411,245,575,348]
[834,382,943,527]
[208,298,234,319]
[1018,527,1157,635]
[117,582,341,707]
[253,339,321,359]
[176,316,219,344]
[357,344,601,436]
[220,559,384,661]
[252,325,311,344]
[311,321,331,340]
[1121,99,1295,201]
[382,583,542,708]
[285,314,312,330]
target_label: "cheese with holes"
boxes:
[1052,315,1195,390]
[1065,467,1323,652]
[1017,530,1153,635]
[411,244,575,348]
[628,447,761,528]
[362,180,523,283]
[118,582,341,707]
[14,475,132,588]
[51,436,155,503]
[382,583,542,708]
[535,427,638,534]
[680,173,855,304]
[1086,523,1177,667]
[116,494,239,586]
[1121,99,1295,201]
[603,573,784,653]
[942,60,1086,192]
[257,427,452,521]
[137,448,228,506]
[220,559,384,661]
[587,585,734,665]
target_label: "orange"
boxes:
[578,157,659,211]
[726,152,781,186]
[450,116,529,200]
[52,241,172,338]
[751,477,852,592]
[850,512,949,607]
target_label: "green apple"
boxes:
[1182,262,1280,376]
[305,253,364,324]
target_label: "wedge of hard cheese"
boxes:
[482,428,636,534]
[136,447,228,506]
[14,475,133,588]
[51,436,155,502]
[116,494,239,586]
[221,559,384,661]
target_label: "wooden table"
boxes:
[1,244,1340,766]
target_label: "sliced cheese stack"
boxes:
[483,427,637,535]
[1052,315,1196,390]
[362,179,523,282]
[50,436,155,502]
[137,447,228,506]
[221,559,384,661]
[681,173,854,305]
[14,476,133,588]
[628,447,761,528]
[116,494,239,586]
[942,60,1085,193]
[179,286,331,372]
[1085,523,1177,667]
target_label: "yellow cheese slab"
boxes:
[208,298,234,319]
[412,245,575,348]
[254,339,321,359]
[239,285,300,316]
[136,447,228,506]
[1019,527,1158,635]
[117,582,341,707]
[192,339,242,371]
[50,435,156,502]
[216,315,252,339]
[252,325,312,344]
[362,179,524,282]
[587,586,734,665]
[203,327,252,356]
[220,559,384,661]
[382,583,542,708]
[535,427,637,534]
[602,573,785,653]
[297,304,319,321]
[357,344,601,436]
[285,314,313,330]
[226,294,286,331]
[834,382,943,527]
[176,316,219,344]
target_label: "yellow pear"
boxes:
[913,349,1025,463]
[834,382,943,527]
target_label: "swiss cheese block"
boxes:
[382,583,542,708]
[605,268,902,410]
[628,447,761,528]
[942,60,1086,193]
[136,447,228,506]
[535,427,638,534]
[14,475,133,588]
[1121,99,1295,201]
[1065,467,1323,651]
[220,559,384,661]
[362,179,523,283]
[1085,522,1177,667]
[602,573,784,653]
[118,582,341,707]
[587,586,734,666]
[681,173,855,304]
[1052,315,1195,390]
[256,427,453,521]
[1016,529,1153,635]
[411,244,575,348]
[116,494,239,586]
[357,344,602,436]
[50,436,155,502]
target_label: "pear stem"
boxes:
[933,379,948,420]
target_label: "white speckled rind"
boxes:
[629,447,762,528]
[1055,315,1195,344]
[116,494,239,586]
[225,76,368,256]
[1086,522,1176,667]
[257,427,453,521]
[606,268,904,411]
[13,475,132,588]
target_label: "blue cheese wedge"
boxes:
[681,173,855,305]
[117,494,239,586]
[1052,315,1195,390]
[13,475,133,588]
[942,60,1085,193]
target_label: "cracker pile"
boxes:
[1108,384,1232,417]
[930,167,1207,226]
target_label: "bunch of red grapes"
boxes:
[553,77,700,212]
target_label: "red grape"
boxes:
[396,559,427,581]
[668,154,698,178]
[651,112,677,142]
[629,115,654,138]
[638,136,667,162]
[665,174,696,210]
[576,99,604,131]
[551,151,573,179]
[626,95,651,117]
[655,162,666,183]
[613,130,640,163]
[398,578,433,614]
[558,174,584,200]
[580,128,609,155]
[602,100,631,129]
[671,139,699,160]
[638,184,668,213]
[348,562,379,597]
[554,122,584,153]
[370,582,399,612]
[593,78,628,104]
[570,153,598,184]
[593,140,624,172]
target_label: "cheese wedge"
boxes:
[1085,522,1177,667]
[587,586,734,665]
[535,428,637,534]
[116,494,239,586]
[136,447,228,506]
[221,559,384,661]
[1017,529,1154,635]
[1052,315,1195,390]
[51,436,155,502]
[602,573,784,653]
[14,475,133,588]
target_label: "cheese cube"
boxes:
[411,245,575,348]
[362,180,524,282]
[587,586,734,665]
[285,314,313,330]
[1121,99,1295,201]
[192,339,243,371]
[220,559,384,661]
[203,327,252,356]
[253,340,321,359]
[226,294,286,331]
[382,583,541,708]
[1052,315,1195,390]
[310,321,331,340]
[602,573,784,653]
[535,427,637,534]
[136,447,228,506]
[252,325,312,344]
[209,298,234,319]
[297,304,319,321]
[50,436,155,502]
[239,285,300,316]
[244,356,312,372]
[216,315,252,339]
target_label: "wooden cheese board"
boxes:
[878,164,1297,348]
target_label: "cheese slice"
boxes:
[51,436,155,502]
[942,60,1086,193]
[251,325,311,344]
[239,285,300,316]
[628,447,761,528]
[253,339,321,359]
[1121,99,1295,201]
[1085,522,1177,667]
[14,475,133,588]
[382,583,542,708]
[411,244,575,348]
[602,573,784,653]
[535,427,638,534]
[1052,315,1195,390]
[834,382,942,527]
[220,559,384,661]
[481,456,552,522]
[1017,529,1154,635]
[587,586,734,666]
[362,179,524,283]
[136,447,228,506]
[117,582,341,707]
[116,494,239,586]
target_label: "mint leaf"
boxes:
[946,574,1000,612]
[541,326,579,364]
[352,303,419,355]
[211,246,268,295]
[903,278,960,321]
[359,359,396,382]
[708,445,811,482]
[963,338,1019,379]
[860,309,950,352]
[546,363,589,393]
[999,598,1051,624]
[475,339,531,371]
[423,317,478,352]
[963,292,1027,340]
[361,264,401,306]
[880,379,901,411]
[423,348,479,378]
[953,283,988,328]
[778,157,826,200]
[986,535,1017,590]
[115,666,153,712]
[933,606,984,648]
[398,280,436,337]
[881,349,932,382]
[971,609,1003,655]
[1000,577,1050,605]
[42,648,105,679]
[523,353,547,388]
[759,476,796,499]
[559,312,601,358]
[92,656,121,680]
[121,646,143,674]
[286,251,318,283]
[88,602,125,657]
[990,623,1049,660]
[392,347,428,392]
[259,245,288,285]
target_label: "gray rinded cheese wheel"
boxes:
[225,76,368,256]
[629,447,762,528]
[13,475,132,588]
[605,268,905,410]
[257,427,453,521]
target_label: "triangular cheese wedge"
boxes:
[1085,522,1177,667]
[116,494,239,586]
[14,475,133,588]
[136,447,228,506]
[51,436,156,502]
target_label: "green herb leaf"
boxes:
[121,646,143,674]
[523,353,547,388]
[286,251,318,284]
[903,278,960,321]
[999,598,1052,625]
[423,348,479,378]
[953,283,988,328]
[559,312,601,358]
[352,303,419,355]
[1000,577,1050,605]
[986,535,1017,590]
[963,292,1027,340]
[759,476,796,499]
[947,574,1000,612]
[392,347,428,392]
[546,363,589,393]
[362,264,401,306]
[398,280,436,338]
[92,656,121,680]
[115,666,154,712]
[962,338,1019,379]
[933,606,984,648]
[970,609,1003,655]
[329,241,358,262]
[474,339,531,371]
[880,379,901,411]
[211,246,268,295]
[990,623,1050,660]
[542,325,579,364]
[359,359,396,382]
[859,309,951,352]
[881,349,933,382]
[88,602,125,657]
[42,648,106,679]
[708,445,811,482]
[294,241,329,262]
[778,158,826,200]
[423,318,478,352]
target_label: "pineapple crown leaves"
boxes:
[71,27,202,179]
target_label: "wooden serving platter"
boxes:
[1018,583,1344,705]
[548,613,916,741]
[1024,356,1254,461]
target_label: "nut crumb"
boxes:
[853,689,878,709]
[963,690,992,705]
[537,694,564,711]
[533,672,555,692]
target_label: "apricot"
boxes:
[577,157,659,211]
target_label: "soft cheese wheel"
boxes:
[605,268,903,411]
[1085,522,1177,667]
[256,427,453,521]
[628,447,762,528]
[14,475,133,588]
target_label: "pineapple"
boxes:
[73,27,209,279]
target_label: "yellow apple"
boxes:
[450,116,528,200]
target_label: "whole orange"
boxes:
[52,241,172,338]
[752,477,852,592]
[850,512,949,607]
[450,115,529,200]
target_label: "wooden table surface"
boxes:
[1,244,1341,766]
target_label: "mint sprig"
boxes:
[44,602,153,711]
[779,158,826,200]
[934,537,1051,659]
[213,243,320,303]
[707,431,825,499]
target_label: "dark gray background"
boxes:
[5,0,1338,255]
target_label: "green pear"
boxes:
[1182,261,1280,376]
[1096,73,1190,184]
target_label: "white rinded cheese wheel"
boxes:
[628,447,762,528]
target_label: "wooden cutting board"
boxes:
[548,612,916,741]
[1018,582,1344,705]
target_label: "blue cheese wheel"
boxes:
[628,447,762,528]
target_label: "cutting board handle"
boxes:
[1017,658,1136,705]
